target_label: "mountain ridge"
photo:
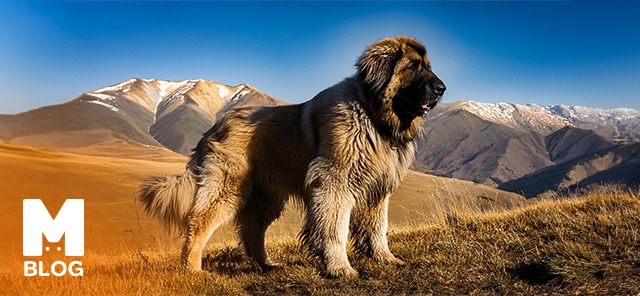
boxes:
[0,78,285,154]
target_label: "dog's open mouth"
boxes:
[419,100,439,115]
[396,90,442,118]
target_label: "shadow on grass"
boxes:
[507,262,559,285]
[202,247,262,276]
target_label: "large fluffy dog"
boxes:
[139,36,445,277]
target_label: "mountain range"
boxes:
[416,100,639,196]
[1,78,638,197]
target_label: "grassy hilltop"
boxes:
[3,187,639,295]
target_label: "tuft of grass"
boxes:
[1,186,639,295]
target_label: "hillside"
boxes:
[0,142,186,261]
[0,99,160,149]
[415,108,525,181]
[546,126,614,163]
[2,187,636,295]
[500,142,640,197]
[0,142,525,264]
[462,131,555,186]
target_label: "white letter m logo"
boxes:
[23,199,84,256]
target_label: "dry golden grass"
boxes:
[3,141,634,294]
[0,141,189,263]
[2,186,637,295]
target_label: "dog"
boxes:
[139,36,445,277]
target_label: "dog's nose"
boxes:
[434,83,446,95]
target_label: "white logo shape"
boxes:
[23,199,84,256]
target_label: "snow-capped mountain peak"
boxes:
[91,78,138,94]
[452,100,572,134]
[74,78,252,115]
[459,101,516,122]
[540,104,640,125]
[450,100,639,141]
[52,78,285,155]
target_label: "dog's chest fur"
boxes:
[351,119,416,201]
[311,97,418,203]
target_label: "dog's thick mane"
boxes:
[356,36,426,145]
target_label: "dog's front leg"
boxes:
[356,194,405,265]
[302,170,357,277]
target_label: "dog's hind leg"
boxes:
[182,147,249,272]
[181,199,237,272]
[181,188,239,272]
[236,190,286,272]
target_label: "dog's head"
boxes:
[356,36,446,139]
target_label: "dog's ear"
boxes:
[356,38,403,97]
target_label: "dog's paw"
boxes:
[387,256,406,266]
[374,253,406,266]
[326,265,358,278]
[181,264,203,274]
[260,262,283,273]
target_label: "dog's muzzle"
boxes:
[419,83,446,115]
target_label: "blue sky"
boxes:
[1,1,639,114]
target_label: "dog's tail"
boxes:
[138,171,197,234]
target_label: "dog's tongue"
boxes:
[421,104,432,112]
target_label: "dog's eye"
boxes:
[407,61,420,72]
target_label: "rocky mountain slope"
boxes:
[452,100,572,134]
[0,78,284,154]
[416,100,638,193]
[499,142,640,197]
